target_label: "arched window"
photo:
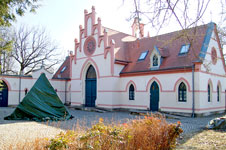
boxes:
[178,82,186,102]
[86,65,96,79]
[208,84,211,102]
[217,85,220,102]
[153,55,158,66]
[129,84,135,100]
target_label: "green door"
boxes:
[150,81,159,111]
[85,65,97,107]
[0,81,8,107]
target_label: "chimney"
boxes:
[131,17,144,38]
[69,51,73,56]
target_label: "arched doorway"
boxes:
[0,80,8,107]
[85,65,97,107]
[150,81,159,111]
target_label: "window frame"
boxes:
[217,85,220,102]
[60,66,67,73]
[129,84,135,100]
[138,50,149,61]
[152,54,158,67]
[179,44,190,55]
[178,82,187,102]
[208,84,211,102]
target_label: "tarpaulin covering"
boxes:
[4,73,73,121]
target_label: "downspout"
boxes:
[65,80,67,105]
[191,64,195,118]
[18,71,22,103]
[225,90,226,112]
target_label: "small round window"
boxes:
[84,36,96,56]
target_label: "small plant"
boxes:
[47,131,76,150]
[46,114,183,150]
[77,118,131,149]
[126,115,183,150]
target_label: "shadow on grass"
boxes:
[176,126,226,149]
[176,130,205,150]
[0,107,26,125]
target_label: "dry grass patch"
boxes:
[8,138,49,150]
[176,130,226,150]
[0,122,63,150]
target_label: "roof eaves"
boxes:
[192,59,203,63]
[51,77,71,80]
[103,26,134,37]
[0,74,32,78]
[115,59,132,65]
[115,59,131,63]
[120,66,193,75]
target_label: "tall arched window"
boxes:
[178,82,186,102]
[129,84,135,100]
[153,55,158,66]
[217,85,220,102]
[208,84,211,102]
[86,65,96,79]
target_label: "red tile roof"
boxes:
[103,27,136,61]
[54,23,223,78]
[53,56,72,79]
[118,23,211,74]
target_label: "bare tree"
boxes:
[129,0,215,32]
[217,4,226,53]
[12,25,62,75]
[128,0,226,65]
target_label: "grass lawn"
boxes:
[176,129,226,150]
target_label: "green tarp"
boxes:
[4,73,73,121]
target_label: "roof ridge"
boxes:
[144,22,212,40]
[103,26,135,38]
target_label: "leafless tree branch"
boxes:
[11,25,62,75]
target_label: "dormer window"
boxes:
[150,47,161,69]
[60,66,67,73]
[179,44,190,55]
[138,50,148,61]
[153,55,158,66]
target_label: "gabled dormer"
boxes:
[150,46,161,70]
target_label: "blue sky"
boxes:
[12,0,223,58]
[13,0,134,57]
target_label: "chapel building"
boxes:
[1,6,226,116]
